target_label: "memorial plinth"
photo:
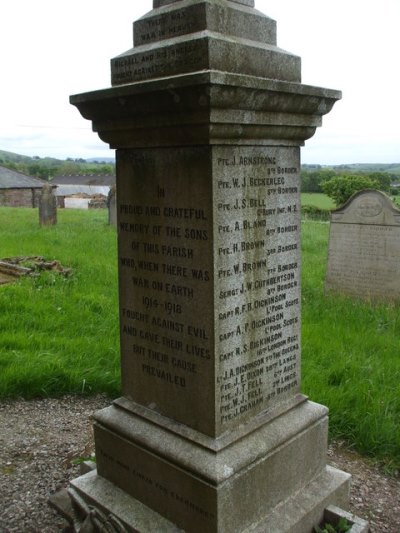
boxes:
[66,1,350,531]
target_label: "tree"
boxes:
[367,172,391,192]
[300,168,336,192]
[322,175,379,206]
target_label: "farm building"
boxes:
[51,174,115,208]
[0,166,49,207]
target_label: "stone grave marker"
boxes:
[107,185,117,226]
[326,189,400,300]
[39,183,57,226]
[55,0,354,531]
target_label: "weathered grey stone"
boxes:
[113,0,296,86]
[112,39,299,86]
[322,505,370,533]
[71,399,350,532]
[68,465,349,532]
[70,470,185,532]
[72,71,339,149]
[135,2,276,48]
[154,0,255,8]
[326,190,400,301]
[63,0,356,531]
[107,185,117,226]
[93,400,328,531]
[39,183,57,226]
[116,145,301,437]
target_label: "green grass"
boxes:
[302,191,400,210]
[301,193,335,210]
[0,209,399,470]
[392,195,400,208]
[0,208,120,398]
[301,220,400,471]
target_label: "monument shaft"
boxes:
[117,145,301,437]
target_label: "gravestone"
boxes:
[62,1,351,531]
[107,185,117,226]
[39,183,57,226]
[326,189,400,300]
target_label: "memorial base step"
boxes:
[53,397,350,532]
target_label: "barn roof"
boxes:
[52,175,115,186]
[0,166,47,189]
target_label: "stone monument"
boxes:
[107,185,117,226]
[39,183,57,226]
[61,1,351,530]
[326,189,400,300]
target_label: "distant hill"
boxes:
[303,163,400,175]
[0,150,63,165]
[0,150,115,180]
[0,150,115,166]
[86,157,115,164]
[1,150,399,180]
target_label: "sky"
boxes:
[0,0,399,165]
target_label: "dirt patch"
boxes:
[328,441,400,532]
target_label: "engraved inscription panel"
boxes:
[213,146,301,434]
[95,429,217,533]
[112,40,208,85]
[117,146,302,437]
[134,5,205,47]
[326,223,400,299]
[135,2,273,48]
[326,190,400,300]
[117,147,214,436]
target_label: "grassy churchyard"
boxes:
[0,208,120,398]
[0,206,399,472]
[301,193,336,210]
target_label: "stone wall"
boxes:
[0,188,41,207]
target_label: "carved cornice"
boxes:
[70,71,341,148]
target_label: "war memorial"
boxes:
[53,1,359,531]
